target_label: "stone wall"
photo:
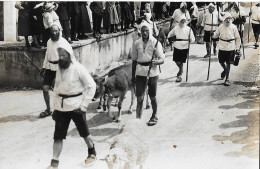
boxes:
[0,20,170,88]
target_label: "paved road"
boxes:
[0,23,259,169]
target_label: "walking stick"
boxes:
[186,25,192,82]
[248,2,252,43]
[207,13,213,81]
[238,3,245,59]
[24,52,44,78]
[142,28,162,99]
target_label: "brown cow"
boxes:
[92,61,150,122]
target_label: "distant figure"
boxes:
[212,13,241,86]
[167,15,195,83]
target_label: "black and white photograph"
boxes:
[0,1,259,169]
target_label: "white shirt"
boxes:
[251,5,260,24]
[167,25,195,49]
[202,10,222,31]
[43,10,62,29]
[213,23,241,51]
[132,36,165,77]
[53,60,96,111]
[171,9,190,28]
[191,5,199,19]
[42,37,73,71]
[197,8,205,26]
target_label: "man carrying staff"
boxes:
[170,2,191,30]
[47,44,97,168]
[249,2,260,49]
[167,15,195,83]
[212,13,241,86]
[132,22,165,126]
[39,24,76,118]
[202,3,222,58]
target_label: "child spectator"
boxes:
[42,2,62,47]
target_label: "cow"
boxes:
[92,61,150,122]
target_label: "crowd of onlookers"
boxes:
[15,1,206,49]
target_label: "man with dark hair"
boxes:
[132,22,165,126]
[212,13,241,86]
[39,24,75,118]
[47,44,96,169]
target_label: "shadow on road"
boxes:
[0,114,40,123]
[189,55,219,62]
[158,76,176,85]
[177,79,223,87]
[212,110,259,159]
[219,88,259,110]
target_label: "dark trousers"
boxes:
[43,28,51,46]
[92,13,103,33]
[70,13,79,38]
[60,19,71,39]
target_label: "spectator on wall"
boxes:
[77,2,92,39]
[67,2,80,41]
[90,1,104,38]
[56,2,72,44]
[15,1,33,48]
[42,2,62,47]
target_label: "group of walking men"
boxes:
[34,2,259,169]
[167,2,259,86]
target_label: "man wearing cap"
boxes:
[132,22,165,126]
[249,2,260,49]
[39,24,75,118]
[212,12,241,86]
[170,2,191,31]
[201,3,223,57]
[47,46,96,169]
[167,15,195,82]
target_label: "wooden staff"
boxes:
[207,13,214,81]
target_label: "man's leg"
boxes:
[225,63,231,80]
[43,85,51,112]
[150,97,157,119]
[135,76,146,119]
[175,62,183,82]
[204,42,210,58]
[47,140,62,169]
[147,76,158,126]
[53,139,63,160]
[213,40,217,55]
[136,96,144,119]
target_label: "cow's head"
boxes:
[92,74,106,101]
